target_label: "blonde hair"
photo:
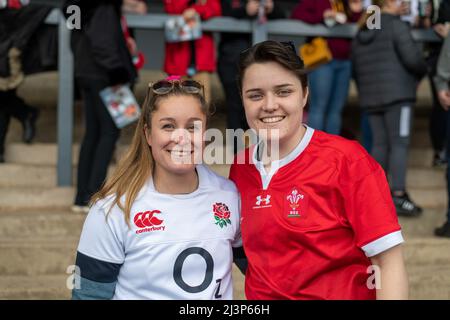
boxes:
[90,82,210,227]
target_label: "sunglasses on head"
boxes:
[149,79,204,96]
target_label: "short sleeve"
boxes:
[77,202,126,264]
[339,146,404,257]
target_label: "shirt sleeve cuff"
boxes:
[361,230,404,257]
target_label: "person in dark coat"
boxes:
[64,0,138,212]
[424,0,450,167]
[433,31,450,237]
[352,0,428,217]
[0,2,56,163]
[218,0,285,136]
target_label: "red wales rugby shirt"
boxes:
[229,126,404,300]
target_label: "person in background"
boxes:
[163,0,221,104]
[352,0,428,217]
[65,0,139,213]
[218,0,285,135]
[0,2,54,163]
[433,31,450,237]
[424,0,450,167]
[121,0,147,72]
[291,0,364,135]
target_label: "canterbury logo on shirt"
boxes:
[134,210,166,234]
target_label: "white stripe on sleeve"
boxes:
[361,230,405,257]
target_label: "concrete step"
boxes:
[0,187,75,211]
[4,143,79,166]
[411,129,433,148]
[0,211,85,239]
[408,188,447,209]
[406,168,446,189]
[408,265,450,300]
[402,237,450,266]
[408,148,436,168]
[0,164,60,188]
[0,275,71,300]
[0,239,77,276]
[399,209,448,238]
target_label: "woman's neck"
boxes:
[153,167,199,194]
[261,125,306,172]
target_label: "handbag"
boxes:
[299,37,333,69]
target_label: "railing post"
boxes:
[252,20,268,45]
[57,9,74,186]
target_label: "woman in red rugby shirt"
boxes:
[229,40,408,300]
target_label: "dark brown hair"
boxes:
[237,40,308,93]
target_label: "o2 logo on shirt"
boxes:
[173,247,223,299]
[134,210,166,234]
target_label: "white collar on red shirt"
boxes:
[252,125,315,190]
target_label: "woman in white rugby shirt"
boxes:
[72,77,245,300]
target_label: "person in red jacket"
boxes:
[164,0,221,104]
[291,0,363,135]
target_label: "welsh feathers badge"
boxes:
[213,202,231,228]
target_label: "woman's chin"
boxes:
[166,161,197,175]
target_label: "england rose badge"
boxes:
[213,203,231,228]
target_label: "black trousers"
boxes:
[368,103,413,192]
[217,38,250,132]
[75,77,120,206]
[0,89,33,154]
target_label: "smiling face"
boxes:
[241,61,309,158]
[144,94,206,176]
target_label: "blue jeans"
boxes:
[307,59,352,135]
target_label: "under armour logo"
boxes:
[256,195,271,206]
